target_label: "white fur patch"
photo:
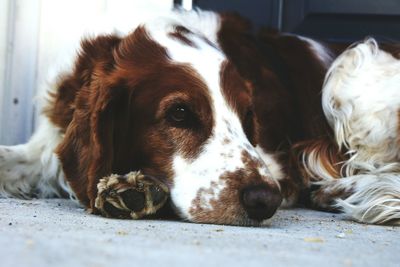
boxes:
[323,39,400,172]
[314,173,400,225]
[255,146,284,183]
[306,38,400,225]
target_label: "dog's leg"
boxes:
[0,144,40,198]
[299,138,400,225]
[95,171,169,219]
[0,117,70,198]
[311,173,400,225]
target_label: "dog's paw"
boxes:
[95,171,169,219]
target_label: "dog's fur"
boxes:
[0,10,399,225]
[303,39,400,224]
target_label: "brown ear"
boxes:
[54,34,123,209]
[53,27,170,210]
[217,13,260,82]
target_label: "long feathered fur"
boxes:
[303,39,400,225]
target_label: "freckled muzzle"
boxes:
[186,167,283,226]
[170,134,284,226]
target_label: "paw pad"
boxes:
[95,171,169,219]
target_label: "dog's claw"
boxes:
[95,171,169,219]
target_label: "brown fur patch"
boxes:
[219,60,256,144]
[44,35,122,131]
[218,13,337,147]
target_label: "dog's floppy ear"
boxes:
[55,27,170,210]
[55,34,125,209]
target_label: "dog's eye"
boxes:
[166,104,197,128]
[169,106,187,122]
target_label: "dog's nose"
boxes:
[240,184,282,221]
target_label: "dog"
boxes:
[0,9,399,226]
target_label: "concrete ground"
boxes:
[0,198,398,267]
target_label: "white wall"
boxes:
[0,0,174,145]
[0,1,9,125]
[0,0,40,145]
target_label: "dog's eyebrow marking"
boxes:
[168,25,198,48]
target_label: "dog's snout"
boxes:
[240,184,282,221]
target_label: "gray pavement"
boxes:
[0,198,398,267]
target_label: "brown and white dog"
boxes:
[0,10,399,226]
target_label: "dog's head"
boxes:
[55,16,283,226]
